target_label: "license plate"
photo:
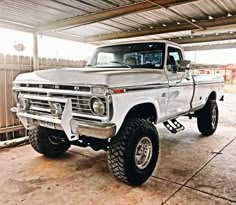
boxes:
[39,121,55,129]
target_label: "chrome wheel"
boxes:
[212,105,217,128]
[135,137,153,169]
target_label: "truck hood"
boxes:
[14,67,166,87]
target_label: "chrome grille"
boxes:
[30,99,50,113]
[20,91,107,117]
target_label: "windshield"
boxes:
[87,43,165,69]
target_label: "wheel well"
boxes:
[208,91,216,101]
[125,103,157,123]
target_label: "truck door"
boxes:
[165,45,193,118]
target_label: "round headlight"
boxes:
[90,97,105,116]
[50,103,62,118]
[18,95,30,111]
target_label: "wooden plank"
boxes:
[0,125,24,134]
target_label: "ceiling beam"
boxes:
[0,19,34,33]
[87,15,236,42]
[45,31,86,42]
[0,19,86,43]
[184,42,236,51]
[36,0,198,32]
[173,32,236,44]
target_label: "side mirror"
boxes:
[176,60,191,71]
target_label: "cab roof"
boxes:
[97,40,182,49]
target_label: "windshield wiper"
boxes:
[109,61,131,68]
[86,64,96,68]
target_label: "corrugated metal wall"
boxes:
[0,53,86,141]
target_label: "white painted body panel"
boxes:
[165,70,193,118]
[192,74,224,110]
[110,87,169,132]
[15,68,166,88]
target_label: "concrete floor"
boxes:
[0,93,236,205]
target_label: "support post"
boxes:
[33,32,39,70]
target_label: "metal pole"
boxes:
[33,32,39,70]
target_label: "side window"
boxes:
[167,47,183,73]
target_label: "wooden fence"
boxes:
[0,53,86,141]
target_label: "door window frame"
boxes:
[165,44,185,74]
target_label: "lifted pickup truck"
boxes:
[12,41,224,186]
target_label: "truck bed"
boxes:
[191,74,224,111]
[193,74,224,85]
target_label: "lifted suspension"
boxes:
[71,136,109,151]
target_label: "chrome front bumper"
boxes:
[11,98,116,141]
[76,121,116,139]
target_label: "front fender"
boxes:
[131,96,160,123]
[110,93,160,134]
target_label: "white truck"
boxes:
[12,41,224,186]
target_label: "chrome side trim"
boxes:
[194,81,224,85]
[123,83,169,92]
[169,83,193,88]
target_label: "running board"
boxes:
[163,119,185,134]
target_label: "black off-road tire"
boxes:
[29,127,70,157]
[197,100,219,136]
[107,118,159,186]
